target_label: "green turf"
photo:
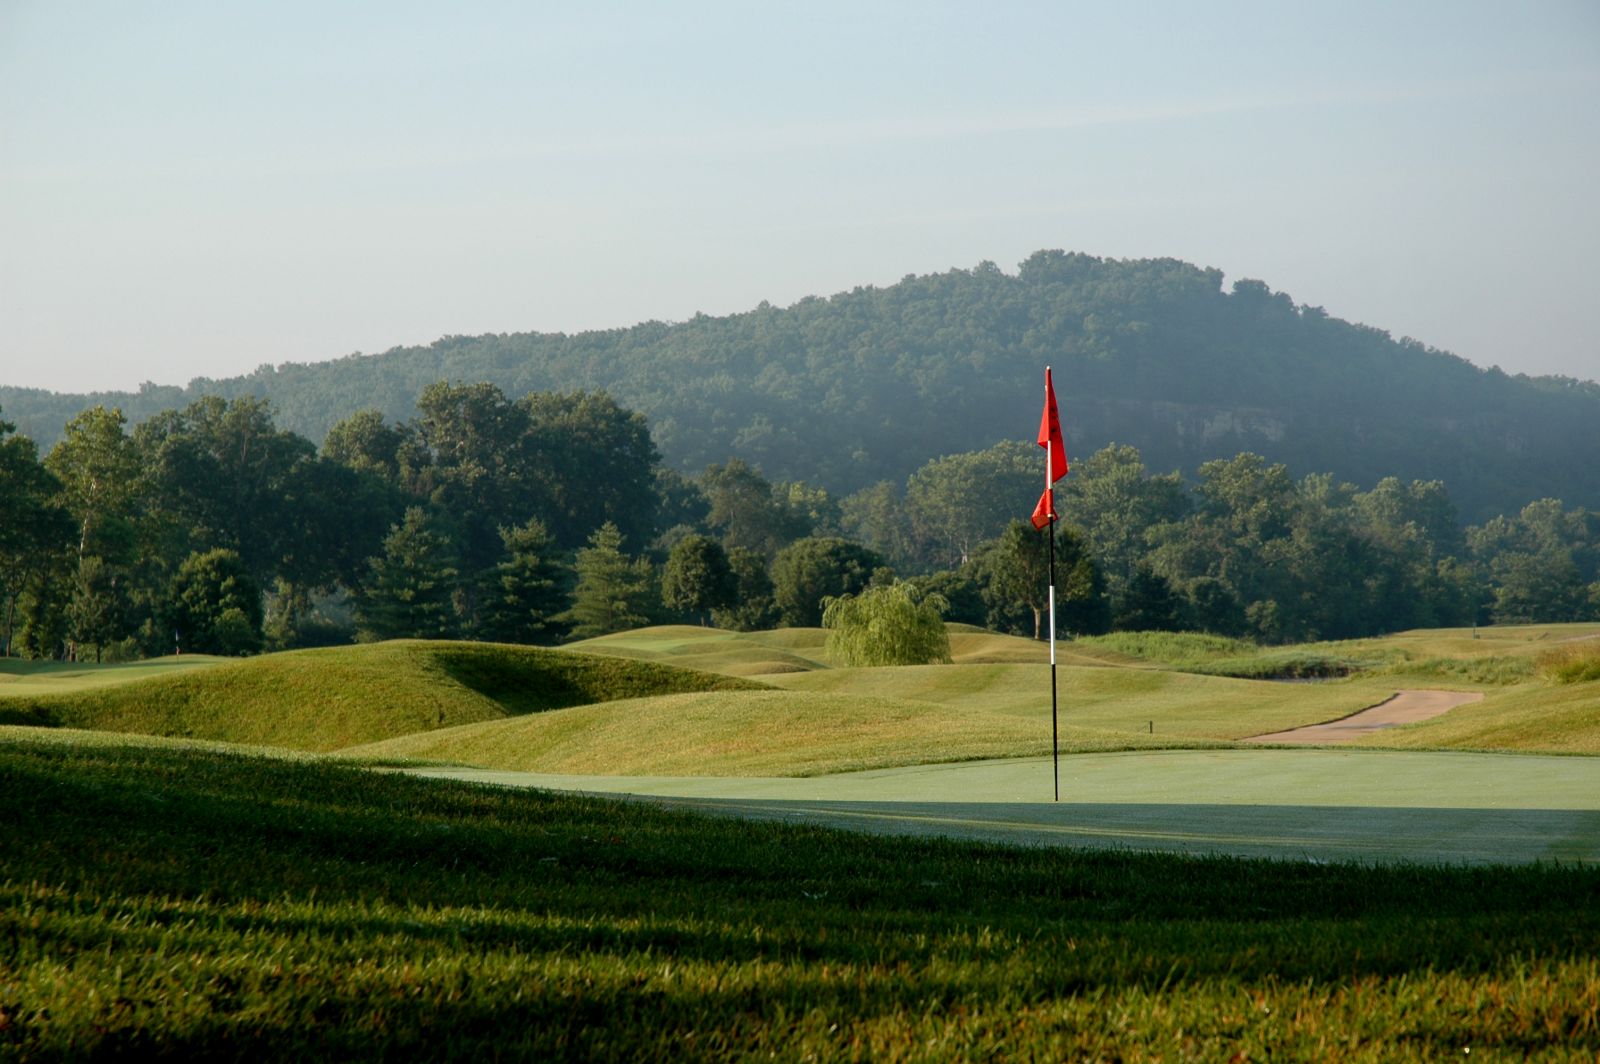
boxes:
[0,640,759,750]
[399,748,1600,865]
[565,624,834,675]
[770,662,1402,739]
[0,653,224,700]
[338,662,1409,778]
[340,688,1231,777]
[1356,680,1600,754]
[4,731,1598,1059]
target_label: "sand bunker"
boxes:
[1243,689,1484,745]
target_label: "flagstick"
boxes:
[1048,515,1059,802]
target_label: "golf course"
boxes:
[4,621,1598,1057]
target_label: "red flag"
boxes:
[1037,367,1067,484]
[1030,367,1067,529]
[1030,487,1056,530]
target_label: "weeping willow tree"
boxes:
[822,582,951,667]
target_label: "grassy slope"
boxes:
[564,624,832,675]
[770,663,1399,739]
[342,688,1233,777]
[3,732,1597,1060]
[347,627,1413,776]
[0,641,758,751]
[4,624,1593,773]
[567,623,1128,674]
[1357,681,1600,754]
[0,653,225,697]
[346,661,1410,777]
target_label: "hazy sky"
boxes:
[3,1,1598,393]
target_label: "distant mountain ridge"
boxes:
[5,250,1598,523]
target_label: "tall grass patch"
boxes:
[1074,631,1376,679]
[2,733,1598,1060]
[1537,639,1600,684]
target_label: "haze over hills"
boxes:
[5,250,1597,523]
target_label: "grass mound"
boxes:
[342,688,1133,777]
[3,733,1597,1059]
[1,641,760,751]
[565,625,831,676]
[571,624,1123,675]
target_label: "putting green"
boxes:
[402,748,1600,866]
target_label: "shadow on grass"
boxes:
[651,797,1600,867]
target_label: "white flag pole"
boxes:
[1046,369,1060,802]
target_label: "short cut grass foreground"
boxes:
[3,732,1599,1060]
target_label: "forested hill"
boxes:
[6,250,1598,523]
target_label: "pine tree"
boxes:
[475,518,570,644]
[558,522,657,640]
[357,508,460,640]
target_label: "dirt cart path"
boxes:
[1242,689,1484,745]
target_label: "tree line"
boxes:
[2,381,1596,661]
[5,251,1598,526]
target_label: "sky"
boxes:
[2,1,1598,394]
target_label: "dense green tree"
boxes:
[1468,499,1599,623]
[661,535,737,626]
[323,408,406,481]
[906,569,987,627]
[275,456,403,592]
[980,521,1108,639]
[355,508,460,641]
[904,441,1039,568]
[134,396,316,585]
[11,568,70,660]
[770,537,883,628]
[44,406,142,564]
[1180,576,1248,636]
[1114,565,1183,632]
[839,480,915,572]
[653,468,711,537]
[517,390,662,551]
[67,555,129,661]
[700,460,810,559]
[823,583,951,667]
[474,518,570,644]
[776,481,844,538]
[0,411,71,656]
[401,381,531,577]
[711,547,779,632]
[166,548,264,656]
[558,523,658,639]
[1061,444,1187,600]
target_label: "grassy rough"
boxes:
[3,733,1598,1061]
[0,641,760,751]
[1537,639,1600,684]
[1357,681,1600,755]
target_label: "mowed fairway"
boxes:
[5,732,1598,1059]
[4,625,1600,1056]
[5,623,1598,866]
[404,748,1600,866]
